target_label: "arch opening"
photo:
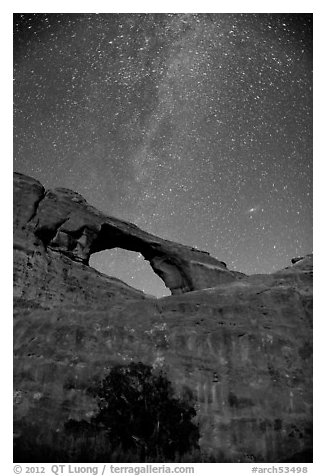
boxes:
[89,248,171,298]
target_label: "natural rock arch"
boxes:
[14,172,241,295]
[86,222,193,295]
[89,248,171,297]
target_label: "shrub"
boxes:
[66,362,200,461]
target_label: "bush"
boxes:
[66,362,200,461]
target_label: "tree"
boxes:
[66,362,200,461]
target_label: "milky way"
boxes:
[13,13,313,296]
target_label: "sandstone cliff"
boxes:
[13,172,313,462]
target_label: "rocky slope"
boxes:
[13,172,313,462]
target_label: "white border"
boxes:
[4,2,323,474]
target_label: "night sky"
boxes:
[13,13,313,297]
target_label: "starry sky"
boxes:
[13,13,313,297]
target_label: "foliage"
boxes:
[66,362,200,461]
[14,363,201,462]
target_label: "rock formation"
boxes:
[13,172,313,462]
[14,172,241,297]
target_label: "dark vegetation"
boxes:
[14,362,205,462]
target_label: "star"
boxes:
[246,205,261,215]
[13,13,312,296]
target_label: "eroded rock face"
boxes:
[13,172,313,462]
[14,172,238,296]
